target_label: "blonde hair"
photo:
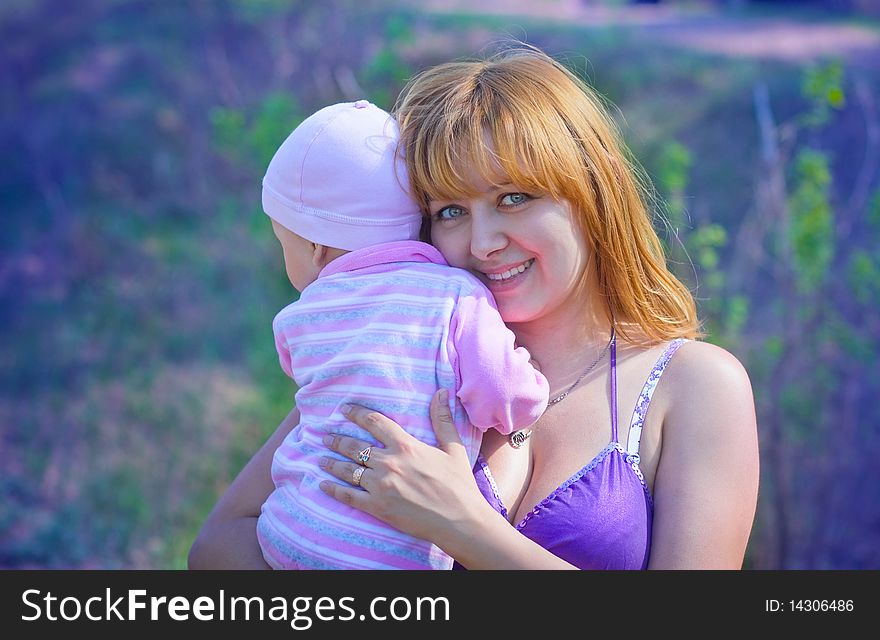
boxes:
[393,46,701,343]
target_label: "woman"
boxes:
[189,46,759,570]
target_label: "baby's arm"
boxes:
[450,288,549,434]
[272,309,296,379]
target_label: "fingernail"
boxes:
[340,404,352,415]
[319,481,331,493]
[439,389,449,403]
[322,435,333,446]
[318,456,330,468]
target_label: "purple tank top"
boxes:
[456,337,687,570]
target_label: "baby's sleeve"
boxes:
[450,287,549,434]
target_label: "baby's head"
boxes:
[262,100,422,291]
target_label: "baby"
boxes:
[256,100,548,569]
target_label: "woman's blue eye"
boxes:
[436,205,466,220]
[500,193,529,206]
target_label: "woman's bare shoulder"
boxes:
[661,339,757,444]
[666,339,753,395]
[648,340,760,568]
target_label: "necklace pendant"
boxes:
[509,429,532,449]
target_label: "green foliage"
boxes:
[210,108,247,158]
[868,189,880,231]
[822,312,875,366]
[724,295,749,339]
[690,223,727,272]
[788,149,834,294]
[211,92,303,170]
[849,189,880,307]
[800,60,845,128]
[86,466,151,550]
[227,0,290,23]
[766,334,784,361]
[656,141,692,194]
[362,49,411,87]
[848,250,880,308]
[656,141,691,234]
[780,382,823,445]
[385,13,416,45]
[251,94,305,167]
[654,140,745,346]
[356,11,416,108]
[360,55,411,109]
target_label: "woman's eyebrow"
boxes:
[427,181,516,204]
[476,181,514,194]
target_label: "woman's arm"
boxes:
[319,391,577,569]
[187,406,300,569]
[648,342,760,569]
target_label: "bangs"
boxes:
[402,74,573,207]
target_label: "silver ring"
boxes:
[357,446,373,465]
[351,465,365,487]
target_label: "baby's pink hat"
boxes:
[261,100,422,251]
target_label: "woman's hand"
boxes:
[318,389,484,546]
[319,389,578,569]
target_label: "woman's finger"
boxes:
[430,389,465,453]
[323,434,382,467]
[340,404,402,445]
[319,480,373,513]
[319,456,372,490]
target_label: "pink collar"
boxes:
[318,240,447,278]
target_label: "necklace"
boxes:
[509,327,616,449]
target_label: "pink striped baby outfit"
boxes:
[257,240,549,569]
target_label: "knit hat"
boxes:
[261,100,422,251]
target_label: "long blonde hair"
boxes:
[393,46,701,343]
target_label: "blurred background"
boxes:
[2,0,878,569]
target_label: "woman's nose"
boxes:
[469,210,508,261]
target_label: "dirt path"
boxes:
[416,1,880,64]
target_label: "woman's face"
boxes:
[428,169,590,326]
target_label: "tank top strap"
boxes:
[610,329,619,442]
[624,339,689,461]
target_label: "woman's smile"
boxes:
[482,258,535,283]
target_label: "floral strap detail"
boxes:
[625,339,688,462]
